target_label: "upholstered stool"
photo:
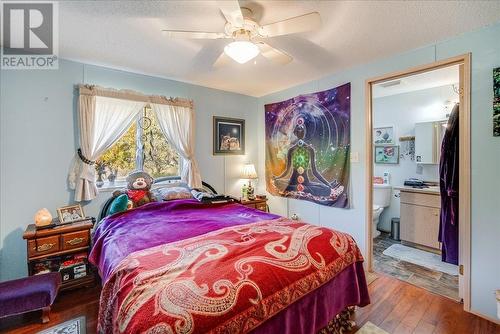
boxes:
[0,272,61,323]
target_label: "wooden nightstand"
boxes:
[240,198,269,212]
[23,220,96,291]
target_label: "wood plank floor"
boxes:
[1,274,498,334]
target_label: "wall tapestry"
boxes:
[494,67,500,137]
[264,83,351,208]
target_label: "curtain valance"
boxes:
[78,84,193,108]
[69,85,201,202]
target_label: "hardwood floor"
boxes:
[1,275,498,334]
[349,274,499,334]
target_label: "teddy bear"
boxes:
[113,171,156,208]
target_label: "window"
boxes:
[96,107,179,186]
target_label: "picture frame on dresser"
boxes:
[57,204,85,223]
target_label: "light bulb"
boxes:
[224,41,260,64]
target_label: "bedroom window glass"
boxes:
[97,107,179,185]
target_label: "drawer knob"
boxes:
[66,237,84,246]
[33,243,55,252]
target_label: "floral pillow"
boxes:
[155,186,192,201]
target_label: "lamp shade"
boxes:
[224,41,260,64]
[241,164,258,179]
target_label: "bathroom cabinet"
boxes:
[399,188,441,250]
[415,120,447,164]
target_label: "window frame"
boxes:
[99,106,181,189]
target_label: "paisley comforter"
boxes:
[90,200,369,334]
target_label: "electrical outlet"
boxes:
[350,152,359,163]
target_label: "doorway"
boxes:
[365,54,471,310]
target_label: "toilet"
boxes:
[373,183,392,238]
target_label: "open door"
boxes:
[365,54,471,310]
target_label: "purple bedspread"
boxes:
[90,199,369,333]
[90,199,279,282]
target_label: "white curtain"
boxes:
[151,103,202,188]
[69,96,146,201]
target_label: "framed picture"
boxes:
[374,145,399,164]
[57,204,85,223]
[213,116,245,155]
[374,126,395,144]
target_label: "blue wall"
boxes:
[0,59,258,281]
[257,23,500,321]
[1,21,499,322]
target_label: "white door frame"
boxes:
[364,54,471,311]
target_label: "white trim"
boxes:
[365,54,471,312]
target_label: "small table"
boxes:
[23,220,96,291]
[240,198,269,212]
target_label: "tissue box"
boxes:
[59,263,88,282]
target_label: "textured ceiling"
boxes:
[58,1,500,97]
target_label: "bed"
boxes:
[90,179,370,334]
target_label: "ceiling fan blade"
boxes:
[213,51,233,68]
[218,0,244,27]
[256,42,293,65]
[259,12,321,37]
[161,30,226,39]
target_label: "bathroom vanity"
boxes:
[396,186,441,251]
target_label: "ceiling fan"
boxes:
[161,1,321,67]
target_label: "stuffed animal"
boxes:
[113,171,156,208]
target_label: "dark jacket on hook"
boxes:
[438,103,459,265]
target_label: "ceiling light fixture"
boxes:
[224,41,260,64]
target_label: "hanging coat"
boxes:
[438,104,459,265]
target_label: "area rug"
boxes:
[383,243,458,276]
[355,321,389,334]
[37,316,85,334]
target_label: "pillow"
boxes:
[191,189,215,202]
[107,194,129,216]
[156,186,193,201]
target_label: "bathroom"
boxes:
[371,65,461,300]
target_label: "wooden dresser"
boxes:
[23,220,96,291]
[398,187,441,251]
[240,198,269,212]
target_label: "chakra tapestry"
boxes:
[265,83,351,208]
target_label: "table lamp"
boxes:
[241,163,258,200]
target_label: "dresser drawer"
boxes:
[28,235,60,257]
[255,203,267,211]
[400,191,441,208]
[62,230,89,250]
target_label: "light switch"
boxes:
[350,151,359,163]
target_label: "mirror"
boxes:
[415,120,447,164]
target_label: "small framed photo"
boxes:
[375,145,400,164]
[57,204,85,223]
[213,116,245,155]
[374,126,395,144]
